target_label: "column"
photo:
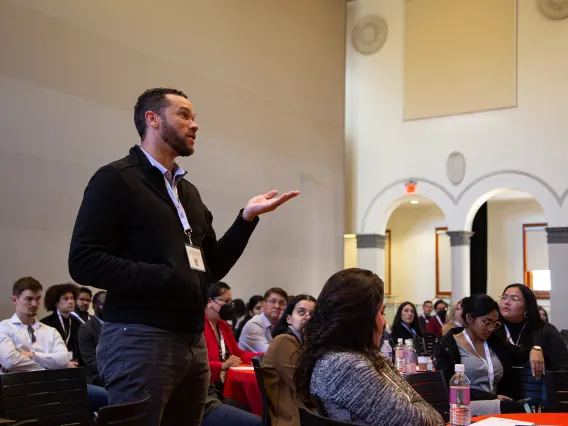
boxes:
[356,234,386,280]
[447,231,473,303]
[546,227,568,330]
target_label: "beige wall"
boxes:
[0,0,346,318]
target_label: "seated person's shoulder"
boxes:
[316,351,373,373]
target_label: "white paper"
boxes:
[230,366,255,371]
[472,417,534,426]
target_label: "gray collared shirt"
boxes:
[238,312,273,353]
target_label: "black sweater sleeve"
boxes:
[69,167,173,292]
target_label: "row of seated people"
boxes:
[205,271,568,426]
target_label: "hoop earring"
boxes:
[524,311,528,319]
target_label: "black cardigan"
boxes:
[434,327,527,400]
[40,312,83,366]
[69,146,258,333]
[391,323,421,343]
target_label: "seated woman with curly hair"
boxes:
[294,268,444,426]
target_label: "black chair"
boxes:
[96,395,150,426]
[511,366,545,409]
[251,355,270,426]
[0,368,91,426]
[545,371,568,412]
[404,371,449,423]
[299,408,357,426]
[561,330,568,346]
[422,334,437,356]
[310,395,327,417]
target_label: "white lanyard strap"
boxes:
[207,318,227,361]
[57,311,71,345]
[463,330,494,391]
[422,315,429,324]
[164,177,192,235]
[504,323,526,346]
[402,323,417,338]
[436,315,444,327]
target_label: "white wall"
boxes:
[486,199,547,299]
[386,204,448,304]
[0,0,346,319]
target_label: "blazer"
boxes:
[391,323,421,343]
[69,146,258,333]
[434,327,527,400]
[203,315,258,383]
[78,316,104,386]
[40,312,83,366]
[262,333,303,426]
[426,315,444,337]
[419,315,430,334]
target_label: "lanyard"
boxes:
[402,323,417,338]
[504,323,526,346]
[70,311,86,325]
[57,311,71,345]
[436,315,444,327]
[463,329,494,391]
[164,175,193,239]
[421,315,429,324]
[207,318,227,361]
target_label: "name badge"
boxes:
[186,244,206,272]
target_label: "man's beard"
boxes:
[160,117,194,157]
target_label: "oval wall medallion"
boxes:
[447,152,466,185]
[352,15,388,55]
[538,0,568,19]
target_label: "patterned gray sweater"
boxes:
[310,351,444,426]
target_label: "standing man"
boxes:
[419,300,433,334]
[68,88,299,426]
[78,291,106,386]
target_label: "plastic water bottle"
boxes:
[404,339,417,375]
[380,340,393,362]
[449,364,471,426]
[394,338,406,373]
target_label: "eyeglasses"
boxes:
[27,326,36,344]
[266,299,286,308]
[478,319,502,330]
[500,295,524,303]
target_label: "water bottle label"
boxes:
[395,349,403,357]
[450,387,470,405]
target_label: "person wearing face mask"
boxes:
[262,294,316,426]
[426,300,448,337]
[495,284,568,371]
[204,282,260,393]
[391,302,423,343]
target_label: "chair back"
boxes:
[511,366,545,408]
[299,408,357,426]
[404,371,449,423]
[422,334,436,356]
[561,330,568,345]
[252,355,270,426]
[545,371,568,412]
[0,368,91,426]
[96,395,149,426]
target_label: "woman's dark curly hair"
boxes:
[272,294,317,338]
[294,268,384,402]
[44,283,80,312]
[392,301,423,337]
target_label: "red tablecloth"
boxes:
[223,366,263,416]
[471,413,568,424]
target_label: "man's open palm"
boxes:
[242,190,300,221]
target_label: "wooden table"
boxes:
[223,366,263,416]
[472,413,568,424]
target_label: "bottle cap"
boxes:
[398,338,403,343]
[405,339,413,346]
[455,364,465,372]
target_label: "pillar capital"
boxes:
[356,234,386,249]
[446,231,474,247]
[546,227,568,244]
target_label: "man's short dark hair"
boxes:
[434,299,448,310]
[208,282,231,299]
[134,88,188,140]
[13,277,42,297]
[423,300,433,307]
[78,287,92,298]
[44,283,80,312]
[264,287,288,301]
[93,291,106,305]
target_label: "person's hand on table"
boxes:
[529,347,545,380]
[221,355,242,371]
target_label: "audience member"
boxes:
[233,299,246,331]
[262,294,316,426]
[78,290,106,386]
[234,295,264,342]
[537,305,549,323]
[75,286,92,323]
[435,294,544,416]
[40,283,83,366]
[295,269,444,426]
[391,302,423,342]
[419,300,433,334]
[0,277,108,412]
[239,288,288,353]
[202,382,261,426]
[496,284,568,370]
[204,282,258,391]
[426,300,448,337]
[442,300,463,336]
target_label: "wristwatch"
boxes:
[531,345,543,352]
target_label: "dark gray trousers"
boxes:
[97,323,210,426]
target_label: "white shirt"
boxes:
[0,313,69,373]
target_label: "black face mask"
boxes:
[437,309,447,323]
[217,303,235,321]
